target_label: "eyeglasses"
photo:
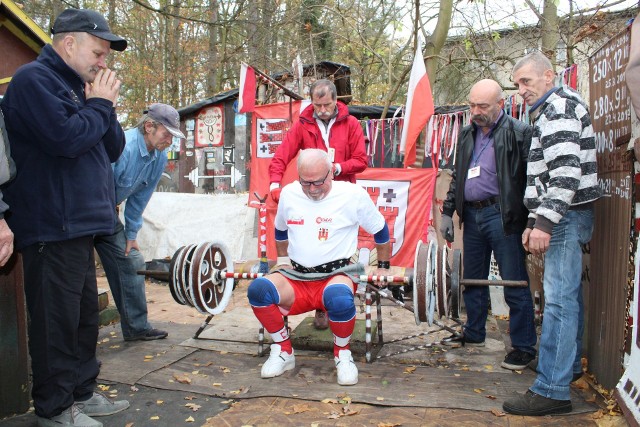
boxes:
[299,170,331,187]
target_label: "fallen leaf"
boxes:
[144,355,154,359]
[97,385,110,391]
[404,366,417,374]
[490,408,506,417]
[473,388,484,393]
[328,411,341,419]
[185,416,195,422]
[485,395,497,400]
[484,365,493,370]
[109,345,121,349]
[454,373,461,377]
[591,410,605,419]
[322,398,339,404]
[291,403,311,414]
[130,385,139,392]
[191,370,200,375]
[377,423,402,427]
[125,423,134,427]
[184,396,197,400]
[156,400,164,405]
[173,374,192,384]
[185,403,201,411]
[150,416,160,420]
[212,383,222,387]
[376,397,385,401]
[408,394,415,397]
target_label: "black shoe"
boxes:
[440,333,485,348]
[503,390,572,416]
[124,328,168,341]
[312,310,329,330]
[501,349,536,370]
[571,372,583,382]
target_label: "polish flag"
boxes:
[238,62,256,113]
[399,39,434,168]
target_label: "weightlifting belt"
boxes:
[290,258,350,274]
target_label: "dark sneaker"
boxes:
[313,310,329,330]
[503,390,572,416]
[501,349,536,370]
[124,328,168,341]
[440,333,485,348]
[572,372,583,382]
[75,392,129,417]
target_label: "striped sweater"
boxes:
[524,87,601,233]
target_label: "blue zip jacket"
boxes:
[115,128,167,241]
[0,44,125,249]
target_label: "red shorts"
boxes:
[283,274,356,316]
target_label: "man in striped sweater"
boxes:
[503,51,601,416]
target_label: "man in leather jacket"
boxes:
[439,79,536,371]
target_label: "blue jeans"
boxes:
[531,208,594,400]
[462,203,536,354]
[94,219,151,338]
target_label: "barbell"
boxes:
[139,240,527,327]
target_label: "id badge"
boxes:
[328,147,336,162]
[468,166,481,179]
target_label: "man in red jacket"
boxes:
[268,79,368,328]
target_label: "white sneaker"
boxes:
[335,349,358,385]
[37,404,102,427]
[261,344,295,378]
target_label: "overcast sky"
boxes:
[400,0,638,36]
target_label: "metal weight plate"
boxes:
[425,240,437,326]
[179,243,198,307]
[169,246,187,305]
[438,245,449,318]
[188,243,211,314]
[413,240,429,325]
[193,241,235,316]
[450,249,462,319]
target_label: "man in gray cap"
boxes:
[95,104,185,343]
[1,8,129,427]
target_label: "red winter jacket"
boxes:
[269,101,367,184]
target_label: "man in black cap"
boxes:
[1,8,129,427]
[95,104,185,343]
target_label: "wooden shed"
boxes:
[0,0,50,95]
[0,0,50,417]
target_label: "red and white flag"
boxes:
[399,38,434,168]
[238,62,256,113]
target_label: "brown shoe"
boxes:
[313,309,329,330]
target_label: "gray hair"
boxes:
[297,148,332,171]
[135,114,157,134]
[513,51,553,76]
[310,79,337,101]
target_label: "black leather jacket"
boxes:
[442,113,532,236]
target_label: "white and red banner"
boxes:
[248,100,310,207]
[238,62,257,113]
[400,38,434,168]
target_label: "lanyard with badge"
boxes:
[468,137,492,179]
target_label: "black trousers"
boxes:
[22,236,99,418]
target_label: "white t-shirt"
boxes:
[275,180,385,267]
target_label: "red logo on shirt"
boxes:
[318,228,329,241]
[316,216,333,224]
[287,217,304,225]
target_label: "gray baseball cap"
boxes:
[52,8,127,51]
[146,103,186,139]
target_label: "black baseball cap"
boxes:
[51,8,127,51]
